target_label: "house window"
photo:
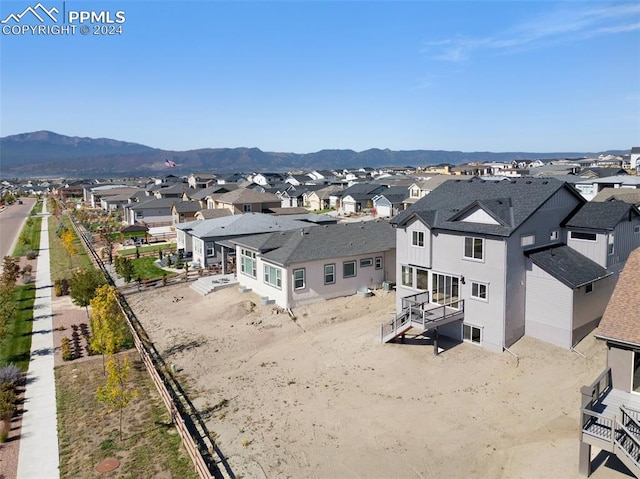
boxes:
[608,234,615,255]
[412,231,425,247]
[634,225,640,234]
[375,257,383,269]
[240,248,256,278]
[194,240,203,255]
[135,211,143,219]
[431,273,460,308]
[324,264,335,285]
[293,268,305,289]
[520,234,535,247]
[463,324,482,344]
[550,230,559,241]
[464,237,484,261]
[570,231,597,241]
[264,264,282,289]
[401,266,413,287]
[243,204,252,212]
[416,268,428,290]
[343,261,356,278]
[205,242,215,257]
[410,187,420,198]
[585,283,593,294]
[471,282,488,301]
[360,258,373,267]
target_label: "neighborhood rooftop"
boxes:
[565,200,640,230]
[175,212,316,238]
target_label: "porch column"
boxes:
[221,246,227,275]
[578,442,591,476]
[433,327,439,356]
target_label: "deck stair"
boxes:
[380,292,464,344]
[580,370,640,477]
[190,275,237,296]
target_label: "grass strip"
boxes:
[49,215,93,281]
[0,285,36,371]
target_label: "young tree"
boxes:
[0,285,17,341]
[61,229,77,262]
[89,285,130,371]
[120,258,135,284]
[96,355,137,441]
[69,268,106,317]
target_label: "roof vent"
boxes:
[542,181,549,184]
[526,181,532,184]
[511,180,517,184]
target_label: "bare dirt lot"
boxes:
[127,283,629,479]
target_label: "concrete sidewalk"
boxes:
[16,201,60,479]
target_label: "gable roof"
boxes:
[129,197,178,210]
[195,209,233,220]
[565,200,640,230]
[391,177,581,237]
[527,245,611,289]
[228,220,395,266]
[172,201,201,213]
[595,247,640,346]
[592,187,640,205]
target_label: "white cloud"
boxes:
[423,3,640,62]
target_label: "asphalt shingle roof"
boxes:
[595,246,640,346]
[229,220,396,266]
[565,200,638,230]
[527,245,611,289]
[391,177,579,237]
[176,213,312,239]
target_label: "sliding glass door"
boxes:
[431,273,460,308]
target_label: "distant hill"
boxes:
[0,130,628,177]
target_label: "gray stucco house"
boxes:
[388,177,637,353]
[226,221,397,308]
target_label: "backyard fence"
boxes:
[69,213,233,479]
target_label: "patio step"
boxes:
[190,278,215,296]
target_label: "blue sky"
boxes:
[1,1,639,153]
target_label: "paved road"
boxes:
[0,197,37,260]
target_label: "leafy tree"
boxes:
[96,355,137,441]
[69,268,106,317]
[0,285,16,341]
[61,229,77,260]
[89,285,130,371]
[99,225,119,264]
[120,258,135,284]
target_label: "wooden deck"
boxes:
[380,300,464,344]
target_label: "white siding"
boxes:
[567,231,607,267]
[571,274,617,346]
[459,208,500,225]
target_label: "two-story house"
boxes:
[388,177,609,352]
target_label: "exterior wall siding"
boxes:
[567,231,607,267]
[609,217,640,271]
[571,274,617,346]
[524,262,573,348]
[236,247,394,309]
[608,345,633,393]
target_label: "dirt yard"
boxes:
[127,283,629,479]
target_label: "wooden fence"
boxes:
[69,213,233,479]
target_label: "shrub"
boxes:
[54,278,70,296]
[61,337,72,361]
[25,250,37,260]
[0,383,17,420]
[0,364,21,389]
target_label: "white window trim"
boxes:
[463,236,484,262]
[631,350,640,395]
[324,263,335,285]
[549,229,559,241]
[264,264,282,289]
[470,281,488,302]
[585,283,594,294]
[520,234,535,248]
[293,268,305,290]
[462,323,482,345]
[401,265,413,288]
[360,258,373,267]
[412,230,425,248]
[375,256,383,270]
[570,231,597,242]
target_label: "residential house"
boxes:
[124,197,177,226]
[630,146,640,170]
[402,176,452,209]
[571,175,640,201]
[175,213,315,269]
[372,186,409,217]
[253,173,286,186]
[209,188,281,214]
[566,200,640,273]
[172,201,200,224]
[153,183,191,199]
[579,246,640,478]
[188,173,217,189]
[306,185,345,211]
[194,209,233,221]
[592,188,640,206]
[388,177,611,352]
[227,221,396,308]
[338,183,387,214]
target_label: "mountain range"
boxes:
[0,131,627,178]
